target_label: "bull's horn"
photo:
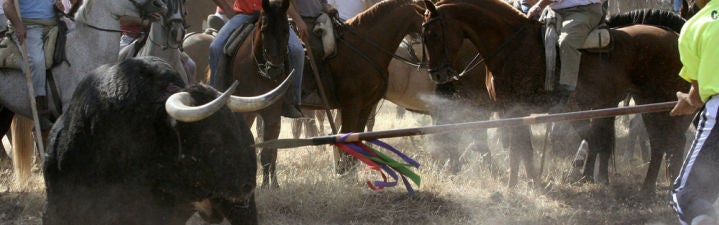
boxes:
[226,69,295,112]
[165,81,240,122]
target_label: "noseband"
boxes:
[251,27,287,80]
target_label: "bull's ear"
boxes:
[424,0,438,17]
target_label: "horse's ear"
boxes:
[262,0,270,11]
[281,0,289,11]
[424,0,438,16]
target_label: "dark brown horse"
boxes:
[422,0,692,193]
[212,0,291,189]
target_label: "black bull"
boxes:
[43,57,258,225]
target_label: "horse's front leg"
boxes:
[640,112,692,193]
[258,109,282,189]
[506,125,536,187]
[335,105,374,175]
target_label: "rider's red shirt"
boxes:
[233,0,261,14]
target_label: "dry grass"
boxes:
[0,102,702,225]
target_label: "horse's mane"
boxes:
[606,9,686,33]
[434,0,528,19]
[76,0,94,23]
[347,0,417,26]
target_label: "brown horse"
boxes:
[183,30,215,83]
[184,0,217,33]
[422,0,692,193]
[212,0,291,188]
[312,0,426,173]
[242,0,426,186]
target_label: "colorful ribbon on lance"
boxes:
[334,133,421,195]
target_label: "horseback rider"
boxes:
[209,0,306,118]
[669,0,719,224]
[119,16,152,48]
[3,0,62,128]
[527,0,603,111]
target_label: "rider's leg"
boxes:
[208,13,255,86]
[282,25,305,118]
[551,3,603,111]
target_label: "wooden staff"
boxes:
[254,101,678,149]
[301,26,337,134]
[13,0,46,159]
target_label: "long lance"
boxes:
[254,101,679,149]
[13,0,45,160]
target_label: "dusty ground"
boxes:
[0,102,704,225]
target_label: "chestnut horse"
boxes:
[310,0,425,174]
[422,0,692,193]
[234,0,425,186]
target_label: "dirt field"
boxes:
[0,102,701,225]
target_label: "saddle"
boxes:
[540,8,612,91]
[0,24,60,70]
[312,13,336,59]
[213,18,257,89]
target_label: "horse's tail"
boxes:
[11,116,34,190]
[606,8,686,33]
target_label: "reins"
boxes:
[422,15,531,81]
[250,27,286,79]
[332,17,427,70]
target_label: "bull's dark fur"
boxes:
[606,8,686,33]
[43,56,258,225]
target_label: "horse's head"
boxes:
[255,0,290,80]
[126,0,168,19]
[160,0,187,48]
[422,0,464,84]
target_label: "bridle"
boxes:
[147,0,186,50]
[252,16,288,80]
[422,13,530,81]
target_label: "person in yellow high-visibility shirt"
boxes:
[669,0,719,225]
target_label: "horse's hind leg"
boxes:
[291,117,303,139]
[507,125,536,187]
[640,112,691,193]
[582,117,615,184]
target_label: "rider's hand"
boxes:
[15,24,26,45]
[294,19,309,41]
[527,5,542,19]
[323,4,339,19]
[54,0,64,12]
